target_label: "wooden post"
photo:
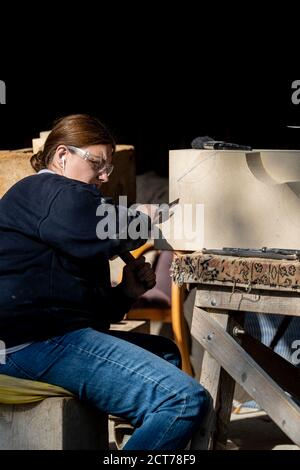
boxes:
[190,298,236,449]
[171,281,193,375]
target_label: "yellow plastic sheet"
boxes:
[0,374,73,405]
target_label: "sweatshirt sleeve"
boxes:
[96,284,136,324]
[38,184,151,260]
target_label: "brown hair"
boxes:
[30,114,116,172]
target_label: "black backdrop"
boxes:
[0,77,299,176]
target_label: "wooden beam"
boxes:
[195,286,300,317]
[191,312,236,449]
[191,306,300,446]
[171,282,193,376]
[126,309,171,323]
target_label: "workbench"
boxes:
[171,252,300,449]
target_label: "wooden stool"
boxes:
[0,397,108,450]
[0,320,149,450]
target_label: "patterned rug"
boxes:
[171,252,300,291]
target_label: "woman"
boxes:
[0,114,209,450]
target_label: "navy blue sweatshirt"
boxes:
[0,173,148,347]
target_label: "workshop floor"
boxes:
[108,411,299,450]
[228,410,298,450]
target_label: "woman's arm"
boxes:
[39,185,151,260]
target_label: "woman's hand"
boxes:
[119,256,156,299]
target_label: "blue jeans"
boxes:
[0,328,209,450]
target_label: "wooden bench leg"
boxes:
[190,310,236,449]
[171,282,193,375]
[191,301,300,448]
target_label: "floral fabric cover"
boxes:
[171,252,300,291]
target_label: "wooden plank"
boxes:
[214,366,236,450]
[0,397,108,450]
[191,307,300,446]
[190,312,236,449]
[176,277,300,294]
[195,286,300,317]
[109,320,150,334]
[190,334,223,448]
[196,312,229,400]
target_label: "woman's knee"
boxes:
[185,382,210,420]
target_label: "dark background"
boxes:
[0,77,299,176]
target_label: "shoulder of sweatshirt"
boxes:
[2,173,103,202]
